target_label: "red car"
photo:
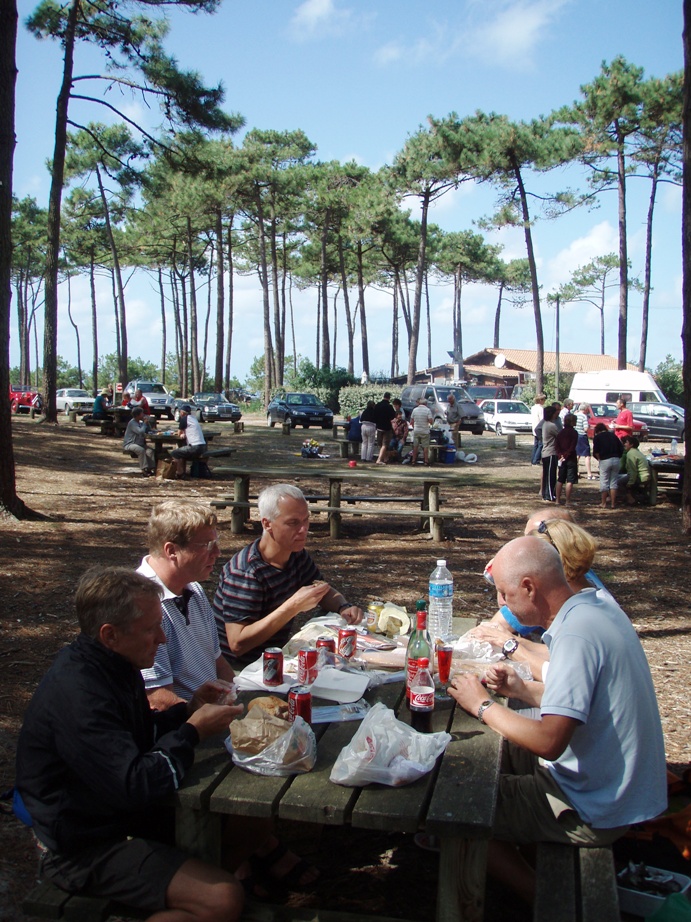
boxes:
[10,384,39,414]
[586,403,649,441]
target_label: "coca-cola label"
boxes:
[410,686,434,710]
[407,658,422,690]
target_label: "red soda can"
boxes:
[316,636,336,654]
[297,647,318,684]
[288,686,312,723]
[262,647,283,687]
[338,627,357,659]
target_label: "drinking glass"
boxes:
[435,643,454,701]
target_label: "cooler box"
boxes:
[617,867,691,918]
[444,447,456,464]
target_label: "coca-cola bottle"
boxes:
[406,601,431,708]
[410,657,434,733]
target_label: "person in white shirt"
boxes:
[410,397,434,465]
[530,394,546,465]
[171,404,206,479]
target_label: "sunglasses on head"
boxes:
[537,520,557,549]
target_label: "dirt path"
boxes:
[1,415,689,921]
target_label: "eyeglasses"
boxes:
[537,520,556,549]
[185,539,220,553]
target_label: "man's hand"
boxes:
[188,680,236,713]
[469,619,513,645]
[187,702,244,741]
[339,604,364,625]
[485,663,526,698]
[448,673,488,717]
[289,582,331,615]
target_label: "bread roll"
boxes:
[247,695,289,720]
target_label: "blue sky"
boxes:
[12,0,683,384]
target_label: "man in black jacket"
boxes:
[16,567,245,922]
[373,392,396,464]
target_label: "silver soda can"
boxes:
[263,647,283,686]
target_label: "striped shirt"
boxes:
[213,539,320,667]
[138,557,221,701]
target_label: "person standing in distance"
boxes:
[170,405,206,480]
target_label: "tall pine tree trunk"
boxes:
[513,156,544,395]
[616,126,629,370]
[42,0,80,423]
[214,209,224,391]
[639,170,658,372]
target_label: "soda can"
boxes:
[365,602,383,633]
[262,647,283,687]
[297,647,318,685]
[288,686,312,723]
[315,636,336,654]
[338,627,357,659]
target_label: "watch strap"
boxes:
[477,699,495,723]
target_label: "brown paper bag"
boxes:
[156,459,175,481]
[230,711,291,755]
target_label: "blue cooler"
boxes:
[445,446,456,464]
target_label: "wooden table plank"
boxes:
[277,679,404,825]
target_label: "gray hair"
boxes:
[258,483,307,522]
[76,567,161,639]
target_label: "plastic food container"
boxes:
[616,866,691,918]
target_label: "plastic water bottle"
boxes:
[670,438,679,455]
[428,559,453,643]
[410,657,434,733]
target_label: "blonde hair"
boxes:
[147,500,218,554]
[528,520,597,582]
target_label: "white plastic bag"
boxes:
[329,702,451,787]
[227,716,317,776]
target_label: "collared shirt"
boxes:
[541,589,666,828]
[213,539,320,667]
[138,557,220,701]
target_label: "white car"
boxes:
[478,399,532,436]
[55,388,93,415]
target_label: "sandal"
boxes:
[250,839,320,892]
[235,862,271,901]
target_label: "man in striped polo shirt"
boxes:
[139,500,235,709]
[214,484,363,668]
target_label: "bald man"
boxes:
[450,537,666,899]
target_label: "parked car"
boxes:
[266,392,334,429]
[628,402,685,442]
[399,383,484,435]
[124,380,175,420]
[586,403,649,441]
[478,399,532,436]
[55,388,93,415]
[466,385,512,404]
[10,384,39,414]
[191,393,242,423]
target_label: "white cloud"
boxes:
[543,220,618,289]
[289,0,357,41]
[466,0,571,72]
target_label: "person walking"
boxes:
[373,392,396,465]
[359,400,378,461]
[574,403,595,479]
[592,422,624,509]
[530,394,546,465]
[541,405,560,502]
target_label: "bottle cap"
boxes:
[437,559,446,566]
[419,658,429,667]
[416,599,426,610]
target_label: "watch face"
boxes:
[503,638,518,656]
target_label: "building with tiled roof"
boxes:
[391,348,636,386]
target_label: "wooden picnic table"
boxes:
[147,430,220,464]
[174,670,501,922]
[211,465,445,538]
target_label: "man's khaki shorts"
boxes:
[493,741,629,846]
[413,432,430,449]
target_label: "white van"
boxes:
[568,371,666,406]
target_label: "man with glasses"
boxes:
[214,484,363,668]
[139,500,235,709]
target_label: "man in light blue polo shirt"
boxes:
[449,536,666,900]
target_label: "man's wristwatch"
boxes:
[477,699,495,723]
[502,638,519,659]
[338,602,352,613]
